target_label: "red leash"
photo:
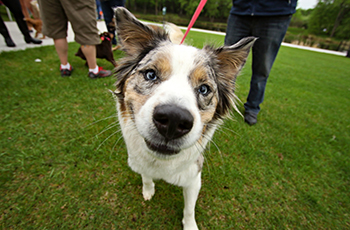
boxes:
[180,0,207,45]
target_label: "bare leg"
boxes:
[80,45,97,69]
[19,0,32,30]
[141,174,155,201]
[182,172,201,230]
[54,38,68,65]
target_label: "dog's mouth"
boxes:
[144,139,180,155]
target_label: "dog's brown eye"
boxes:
[198,84,211,96]
[144,70,157,81]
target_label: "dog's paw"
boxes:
[182,217,198,230]
[142,182,155,201]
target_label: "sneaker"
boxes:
[88,66,112,79]
[60,66,73,77]
[244,112,258,125]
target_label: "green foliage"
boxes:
[308,0,350,39]
[290,9,311,28]
[126,0,231,22]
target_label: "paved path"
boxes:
[0,21,108,53]
[0,20,347,57]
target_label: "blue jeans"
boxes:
[225,14,291,115]
[101,0,125,44]
[96,0,102,20]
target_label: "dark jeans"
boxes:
[225,14,291,115]
[100,0,125,44]
[96,0,102,20]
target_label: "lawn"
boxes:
[1,30,349,229]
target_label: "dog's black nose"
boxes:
[153,104,194,141]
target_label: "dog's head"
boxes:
[114,7,255,157]
[99,32,112,42]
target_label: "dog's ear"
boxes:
[208,37,257,118]
[115,7,168,56]
[214,37,256,82]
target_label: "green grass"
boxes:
[1,31,350,229]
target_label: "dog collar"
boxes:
[101,36,111,41]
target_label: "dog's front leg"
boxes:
[141,174,155,200]
[182,172,201,230]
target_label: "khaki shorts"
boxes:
[38,0,100,45]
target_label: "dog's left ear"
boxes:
[115,7,168,56]
[208,37,257,118]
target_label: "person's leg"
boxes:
[54,38,69,65]
[100,1,115,44]
[101,0,124,44]
[62,0,111,78]
[244,15,292,118]
[80,45,97,69]
[225,14,252,47]
[95,0,101,20]
[225,14,257,124]
[0,16,16,47]
[54,38,74,77]
[83,44,111,79]
[38,0,73,76]
[19,0,32,30]
[2,0,41,44]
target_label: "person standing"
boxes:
[38,0,112,78]
[225,0,297,125]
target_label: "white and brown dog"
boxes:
[112,7,255,230]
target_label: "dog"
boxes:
[24,18,44,39]
[75,32,117,67]
[112,7,255,230]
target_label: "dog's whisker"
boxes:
[216,125,239,137]
[200,133,226,174]
[96,129,121,150]
[95,121,120,138]
[84,114,118,129]
[109,135,125,158]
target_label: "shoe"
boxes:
[5,37,16,47]
[244,112,257,125]
[60,66,73,77]
[25,36,42,45]
[88,67,112,79]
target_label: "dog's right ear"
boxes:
[115,7,168,56]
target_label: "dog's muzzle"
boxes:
[145,104,194,155]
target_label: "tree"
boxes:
[309,0,350,39]
[330,0,350,37]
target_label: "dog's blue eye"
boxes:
[144,70,157,81]
[198,84,210,96]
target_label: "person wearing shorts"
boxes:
[38,0,112,78]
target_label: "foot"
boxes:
[60,66,73,77]
[88,67,112,79]
[244,112,257,125]
[25,36,42,45]
[142,182,155,201]
[5,37,16,47]
[182,216,198,230]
